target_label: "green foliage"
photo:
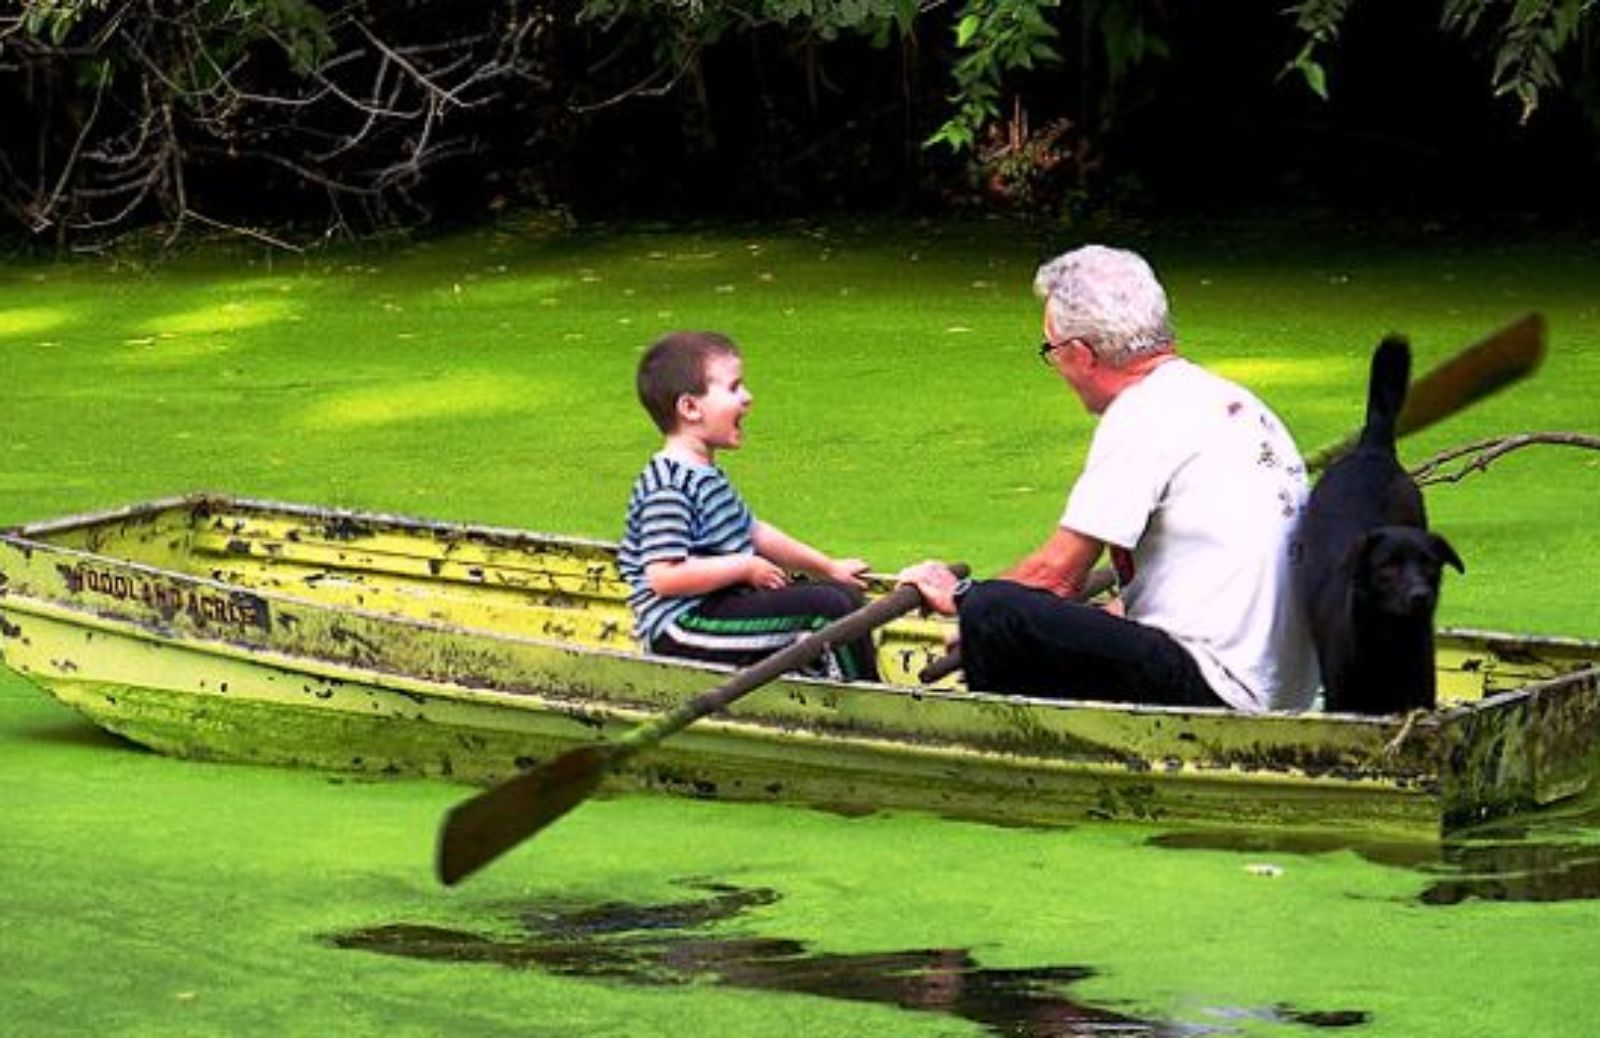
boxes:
[1284,0,1350,100]
[6,0,1599,244]
[572,0,921,121]
[15,0,332,73]
[928,0,1167,220]
[16,0,105,44]
[1287,0,1597,122]
[576,0,918,45]
[1090,0,1168,79]
[926,0,1062,153]
[256,0,334,76]
[1462,0,1587,122]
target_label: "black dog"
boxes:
[1297,337,1464,714]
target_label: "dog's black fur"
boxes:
[1297,337,1465,714]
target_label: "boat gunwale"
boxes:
[0,534,734,684]
[8,546,1584,759]
[11,492,1600,646]
[2,491,1597,736]
[2,491,212,539]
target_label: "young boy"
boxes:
[618,330,880,681]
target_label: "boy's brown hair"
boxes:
[636,331,741,434]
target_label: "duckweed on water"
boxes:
[5,220,1600,1035]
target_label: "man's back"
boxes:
[1067,360,1318,711]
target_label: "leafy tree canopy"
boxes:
[2,0,1597,247]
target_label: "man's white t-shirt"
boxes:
[1062,359,1318,712]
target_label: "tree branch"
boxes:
[1411,432,1600,486]
[3,1,551,248]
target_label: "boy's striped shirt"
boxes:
[618,452,755,643]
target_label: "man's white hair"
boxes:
[1033,244,1174,367]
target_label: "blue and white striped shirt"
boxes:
[619,452,755,643]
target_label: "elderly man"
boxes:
[901,245,1317,712]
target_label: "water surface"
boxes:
[6,681,1600,1036]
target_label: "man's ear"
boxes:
[1429,533,1465,573]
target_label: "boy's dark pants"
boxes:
[958,580,1224,707]
[652,582,880,682]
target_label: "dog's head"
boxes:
[1347,526,1464,619]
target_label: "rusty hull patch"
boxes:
[1439,667,1600,830]
[320,515,375,542]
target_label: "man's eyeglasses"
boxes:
[1037,340,1061,365]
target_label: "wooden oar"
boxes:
[919,312,1547,686]
[436,567,966,886]
[1302,312,1545,473]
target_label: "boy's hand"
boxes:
[821,557,870,589]
[745,555,790,590]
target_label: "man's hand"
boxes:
[895,560,965,616]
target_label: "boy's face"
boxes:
[680,352,752,450]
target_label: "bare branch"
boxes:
[1412,432,1600,486]
[181,207,305,252]
[29,67,109,232]
[571,43,702,113]
[3,1,552,249]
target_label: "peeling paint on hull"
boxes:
[3,493,1598,840]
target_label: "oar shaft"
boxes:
[612,572,963,763]
[436,567,965,884]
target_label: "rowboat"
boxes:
[2,492,1597,840]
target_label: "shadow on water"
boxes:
[326,881,1366,1036]
[16,717,143,753]
[1148,802,1600,906]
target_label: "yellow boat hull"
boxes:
[3,493,1597,839]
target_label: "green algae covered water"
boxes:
[4,218,1600,1035]
[7,674,1600,1037]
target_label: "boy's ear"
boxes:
[675,392,701,425]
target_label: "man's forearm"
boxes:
[1000,527,1103,597]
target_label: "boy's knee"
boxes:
[812,582,865,618]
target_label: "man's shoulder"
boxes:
[1102,359,1207,426]
[1133,359,1273,417]
[1151,356,1234,393]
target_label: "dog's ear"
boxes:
[1341,531,1380,580]
[1429,533,1465,573]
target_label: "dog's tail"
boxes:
[1360,335,1411,450]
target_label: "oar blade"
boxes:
[1395,311,1545,439]
[1303,312,1546,473]
[434,573,957,885]
[436,744,614,886]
